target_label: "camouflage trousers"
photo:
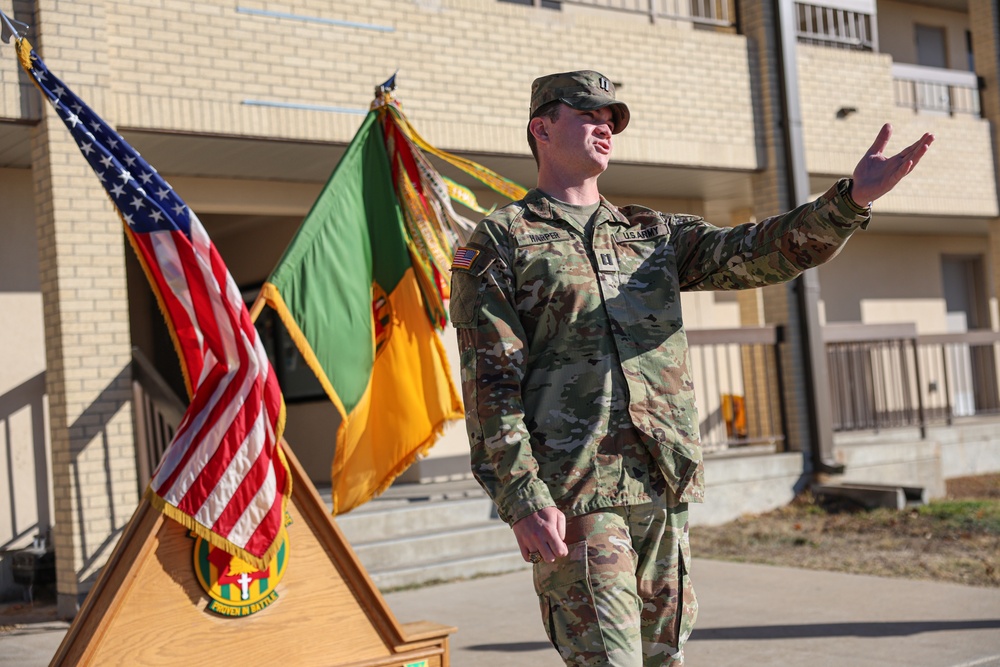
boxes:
[532,502,697,666]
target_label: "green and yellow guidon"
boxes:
[192,520,290,618]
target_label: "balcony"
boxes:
[688,323,1000,455]
[501,0,736,28]
[892,63,981,117]
[796,0,878,51]
[825,324,1000,433]
[689,327,785,454]
[795,0,981,117]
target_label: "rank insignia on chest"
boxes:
[452,246,480,271]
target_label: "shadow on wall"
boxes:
[1,366,140,596]
[0,372,49,552]
[64,364,136,583]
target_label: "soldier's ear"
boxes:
[529,116,549,144]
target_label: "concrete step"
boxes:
[813,482,928,510]
[336,496,497,543]
[351,521,519,572]
[370,551,529,592]
[317,477,487,511]
[317,479,523,590]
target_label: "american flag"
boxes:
[451,246,480,271]
[17,40,290,568]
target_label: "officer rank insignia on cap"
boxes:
[452,246,480,270]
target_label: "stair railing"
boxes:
[131,347,187,493]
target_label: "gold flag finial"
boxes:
[371,71,398,110]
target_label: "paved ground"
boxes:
[3,559,1000,666]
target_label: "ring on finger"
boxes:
[528,551,542,564]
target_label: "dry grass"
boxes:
[691,473,1000,587]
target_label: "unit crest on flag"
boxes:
[372,282,394,357]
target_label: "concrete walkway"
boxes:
[3,559,999,666]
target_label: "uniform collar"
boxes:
[523,188,628,230]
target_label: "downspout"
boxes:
[773,0,845,476]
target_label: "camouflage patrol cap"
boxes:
[530,70,630,134]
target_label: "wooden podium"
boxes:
[50,447,455,666]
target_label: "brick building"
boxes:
[1,0,999,615]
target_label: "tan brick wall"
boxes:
[970,0,1000,327]
[100,0,757,170]
[798,44,998,218]
[31,0,138,614]
[7,1,994,218]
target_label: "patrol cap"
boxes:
[529,70,630,134]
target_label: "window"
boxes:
[915,24,947,69]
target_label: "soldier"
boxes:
[449,70,933,666]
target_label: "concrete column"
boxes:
[737,0,812,457]
[30,0,138,617]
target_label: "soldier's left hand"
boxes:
[850,123,934,207]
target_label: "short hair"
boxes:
[527,101,562,166]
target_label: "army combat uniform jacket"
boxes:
[450,180,870,526]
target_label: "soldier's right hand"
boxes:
[512,506,569,564]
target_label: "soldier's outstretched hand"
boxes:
[850,123,934,207]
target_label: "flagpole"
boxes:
[249,289,266,323]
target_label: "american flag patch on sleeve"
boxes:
[452,246,480,271]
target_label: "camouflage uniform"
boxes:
[450,70,871,667]
[451,181,870,665]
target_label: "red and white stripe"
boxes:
[139,213,287,558]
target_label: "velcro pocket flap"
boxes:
[532,540,588,595]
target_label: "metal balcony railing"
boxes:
[892,63,982,117]
[826,323,922,432]
[917,330,1000,423]
[795,0,877,51]
[503,0,736,27]
[688,326,786,454]
[825,324,1000,433]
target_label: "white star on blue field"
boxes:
[26,47,193,238]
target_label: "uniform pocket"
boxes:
[533,541,598,658]
[449,271,483,328]
[533,540,588,595]
[449,244,497,328]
